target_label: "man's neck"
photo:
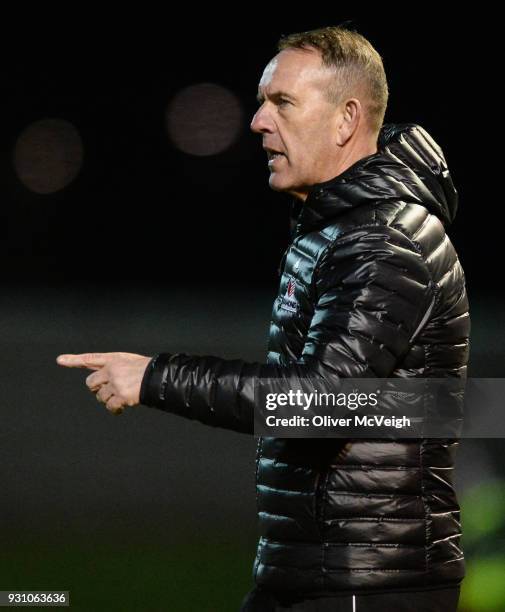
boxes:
[293,138,378,203]
[333,139,378,180]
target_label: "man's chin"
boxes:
[268,174,306,200]
[268,173,291,193]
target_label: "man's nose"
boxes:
[250,106,273,134]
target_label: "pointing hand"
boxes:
[56,352,152,415]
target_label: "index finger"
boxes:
[56,353,109,370]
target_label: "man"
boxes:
[57,26,469,611]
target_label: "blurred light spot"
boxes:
[166,83,242,156]
[13,118,83,194]
[461,479,505,545]
[461,556,505,612]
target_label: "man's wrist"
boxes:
[139,352,172,407]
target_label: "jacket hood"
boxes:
[291,123,458,237]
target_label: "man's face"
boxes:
[250,47,342,200]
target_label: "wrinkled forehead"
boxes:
[258,48,329,94]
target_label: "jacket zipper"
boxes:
[409,283,437,345]
[314,469,327,531]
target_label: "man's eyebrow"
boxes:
[256,90,297,103]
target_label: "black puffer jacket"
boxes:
[140,123,470,597]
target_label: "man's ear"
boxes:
[335,98,361,146]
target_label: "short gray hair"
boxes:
[278,25,389,135]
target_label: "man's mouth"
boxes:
[264,146,286,160]
[268,154,285,169]
[265,149,286,166]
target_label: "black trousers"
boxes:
[239,585,461,612]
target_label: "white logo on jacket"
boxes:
[279,276,299,313]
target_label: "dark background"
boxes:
[1,12,503,612]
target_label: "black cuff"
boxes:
[139,353,172,407]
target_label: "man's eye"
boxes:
[278,98,290,106]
